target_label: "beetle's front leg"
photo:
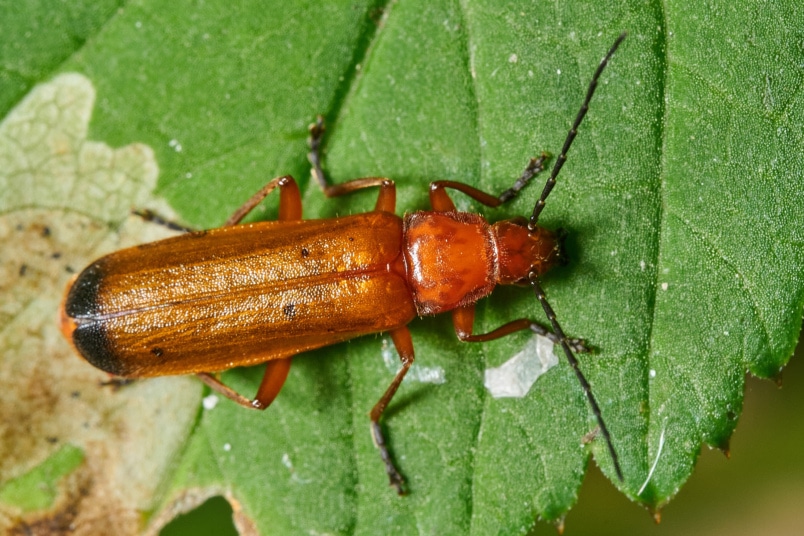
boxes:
[451,304,590,353]
[369,326,415,495]
[428,152,550,212]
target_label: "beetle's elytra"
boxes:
[60,33,627,493]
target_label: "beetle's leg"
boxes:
[196,358,292,410]
[251,358,293,409]
[370,326,414,495]
[308,114,327,190]
[307,116,397,212]
[429,152,549,212]
[313,121,544,211]
[197,372,253,408]
[192,177,301,408]
[99,377,136,390]
[132,209,196,233]
[318,177,397,213]
[225,175,302,226]
[451,304,590,353]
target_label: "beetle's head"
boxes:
[492,218,565,285]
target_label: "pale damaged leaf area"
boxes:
[0,74,201,535]
[484,335,559,398]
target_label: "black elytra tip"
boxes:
[64,262,105,319]
[64,260,127,376]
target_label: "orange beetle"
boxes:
[60,34,626,492]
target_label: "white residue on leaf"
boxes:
[484,335,558,398]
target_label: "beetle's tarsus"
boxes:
[99,377,135,391]
[497,151,551,203]
[308,115,327,190]
[567,337,592,354]
[132,208,194,233]
[527,323,591,353]
[371,421,407,495]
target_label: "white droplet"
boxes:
[202,394,219,410]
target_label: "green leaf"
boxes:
[0,445,84,511]
[2,0,802,534]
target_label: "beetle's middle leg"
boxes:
[370,326,415,495]
[132,209,196,233]
[450,303,590,353]
[307,116,396,213]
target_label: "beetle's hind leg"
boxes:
[225,175,302,226]
[99,377,137,390]
[137,174,303,231]
[132,209,195,233]
[197,358,292,410]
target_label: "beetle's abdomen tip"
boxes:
[71,321,126,376]
[59,262,126,376]
[58,274,79,341]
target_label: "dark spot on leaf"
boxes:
[151,347,164,357]
[301,247,309,258]
[19,264,27,276]
[369,7,385,24]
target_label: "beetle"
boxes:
[59,33,627,493]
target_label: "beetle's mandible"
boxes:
[59,33,627,493]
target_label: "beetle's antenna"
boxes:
[526,32,627,481]
[528,272,624,481]
[529,32,626,230]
